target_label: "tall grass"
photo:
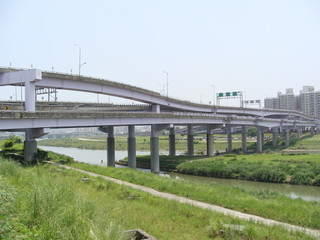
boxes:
[1,157,318,239]
[72,162,320,230]
[0,157,125,240]
[176,154,320,185]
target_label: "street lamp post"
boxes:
[211,84,215,106]
[163,71,169,97]
[74,44,86,75]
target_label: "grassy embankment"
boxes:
[1,158,317,239]
[288,134,320,150]
[175,134,320,185]
[71,161,320,231]
[176,153,320,185]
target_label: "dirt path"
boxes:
[60,164,320,239]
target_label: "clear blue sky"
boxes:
[1,0,320,106]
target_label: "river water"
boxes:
[40,146,320,202]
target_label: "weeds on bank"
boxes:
[0,157,317,239]
[71,162,320,230]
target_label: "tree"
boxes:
[247,127,257,137]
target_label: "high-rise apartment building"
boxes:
[264,86,320,117]
[279,88,296,110]
[300,86,320,117]
[264,97,279,109]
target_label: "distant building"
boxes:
[264,97,279,109]
[264,86,320,117]
[300,86,320,117]
[279,88,296,110]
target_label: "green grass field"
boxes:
[71,161,320,230]
[0,157,318,239]
[176,153,320,185]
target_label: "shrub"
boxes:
[313,175,320,186]
[3,139,14,149]
[35,149,49,162]
[291,170,315,185]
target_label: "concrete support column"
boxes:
[316,127,320,135]
[107,126,115,167]
[226,124,232,153]
[272,128,279,146]
[151,104,160,113]
[311,127,315,136]
[23,128,48,163]
[187,124,194,156]
[285,128,290,147]
[241,126,247,153]
[24,139,37,163]
[127,125,136,169]
[297,128,302,140]
[25,80,36,111]
[206,125,214,157]
[169,127,176,156]
[150,125,160,173]
[256,126,263,153]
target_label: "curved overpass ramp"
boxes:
[0,67,315,121]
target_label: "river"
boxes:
[40,146,320,202]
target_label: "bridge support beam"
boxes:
[206,125,214,157]
[128,125,136,169]
[24,139,37,163]
[226,124,232,153]
[256,126,263,153]
[25,80,36,111]
[285,128,290,147]
[297,128,302,140]
[24,128,48,163]
[187,124,194,156]
[272,128,279,146]
[311,127,315,136]
[169,126,176,156]
[107,126,115,167]
[150,125,160,173]
[241,126,247,153]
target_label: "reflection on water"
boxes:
[40,146,320,202]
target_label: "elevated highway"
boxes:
[0,67,319,172]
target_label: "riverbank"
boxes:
[71,161,320,231]
[176,153,320,185]
[1,158,317,239]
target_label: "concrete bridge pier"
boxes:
[311,127,315,136]
[226,124,232,153]
[241,126,247,153]
[316,127,320,134]
[187,124,194,156]
[272,128,279,146]
[296,128,302,140]
[150,124,160,173]
[24,128,48,163]
[285,128,290,147]
[169,126,176,156]
[256,126,263,153]
[206,125,214,157]
[128,125,136,169]
[107,126,115,167]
